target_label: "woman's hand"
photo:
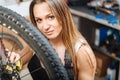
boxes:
[8,51,20,63]
[6,51,22,72]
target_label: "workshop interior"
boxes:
[0,0,120,80]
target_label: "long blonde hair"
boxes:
[29,0,85,78]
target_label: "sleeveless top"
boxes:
[28,39,84,80]
[64,50,74,80]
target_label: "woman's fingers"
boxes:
[6,51,22,72]
[8,52,20,63]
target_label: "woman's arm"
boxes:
[76,44,96,80]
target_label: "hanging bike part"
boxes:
[0,6,69,80]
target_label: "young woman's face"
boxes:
[33,2,62,40]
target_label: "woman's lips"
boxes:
[45,30,53,35]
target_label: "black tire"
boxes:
[0,6,69,80]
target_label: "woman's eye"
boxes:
[35,19,42,23]
[48,15,55,20]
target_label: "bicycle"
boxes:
[0,5,69,80]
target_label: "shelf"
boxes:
[70,6,120,30]
[93,45,120,61]
[70,5,120,80]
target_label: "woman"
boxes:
[9,0,96,80]
[28,0,96,80]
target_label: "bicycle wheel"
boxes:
[0,6,69,80]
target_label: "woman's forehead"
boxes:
[33,3,52,16]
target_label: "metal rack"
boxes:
[70,6,120,80]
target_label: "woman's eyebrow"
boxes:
[47,13,53,16]
[34,17,40,19]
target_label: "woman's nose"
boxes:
[42,20,50,30]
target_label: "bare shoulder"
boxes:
[77,44,96,66]
[75,39,96,79]
[76,43,96,75]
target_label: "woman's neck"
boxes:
[49,35,64,48]
[49,36,66,65]
[49,35,66,53]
